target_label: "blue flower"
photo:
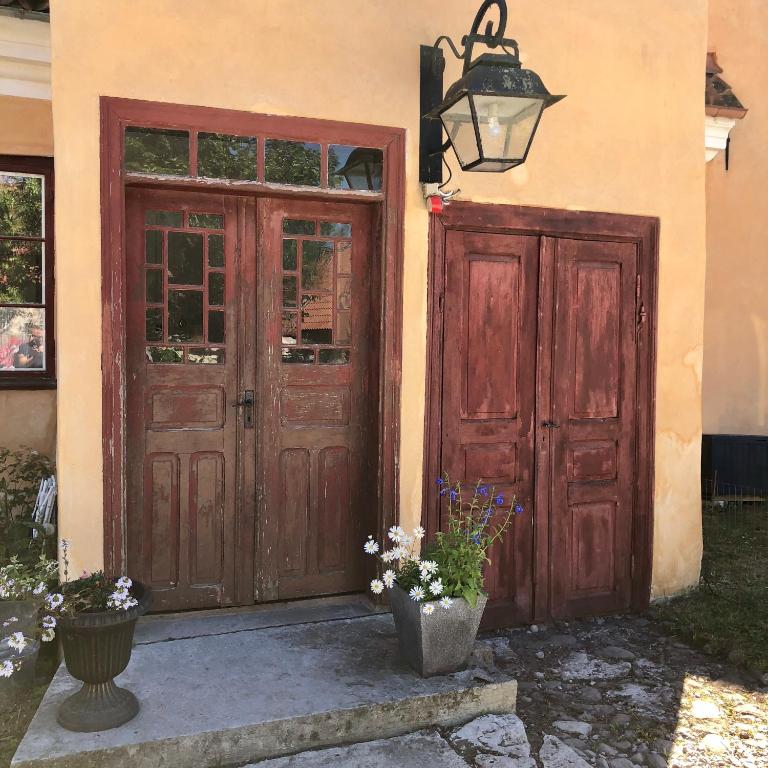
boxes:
[471,533,481,545]
[436,477,444,486]
[449,489,458,502]
[439,488,447,496]
[478,485,489,497]
[495,494,504,505]
[481,510,492,525]
[514,503,524,515]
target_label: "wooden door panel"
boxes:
[258,199,377,601]
[549,237,637,618]
[441,230,538,626]
[126,189,246,611]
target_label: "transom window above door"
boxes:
[281,218,352,366]
[124,126,384,193]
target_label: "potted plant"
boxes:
[54,540,151,732]
[0,554,59,688]
[364,478,523,676]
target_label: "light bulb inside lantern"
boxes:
[487,102,501,138]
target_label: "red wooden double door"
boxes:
[430,211,655,627]
[125,189,378,611]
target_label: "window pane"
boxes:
[328,145,383,191]
[336,275,351,311]
[283,276,297,308]
[145,210,183,227]
[197,133,257,180]
[125,127,190,175]
[302,241,334,291]
[319,348,350,365]
[319,222,352,238]
[282,311,297,345]
[146,346,183,364]
[208,272,225,306]
[282,347,314,364]
[337,241,352,273]
[282,239,297,270]
[208,310,225,343]
[168,232,203,285]
[168,290,203,342]
[145,230,163,264]
[146,269,163,304]
[188,213,224,229]
[208,234,224,267]
[0,240,43,303]
[188,347,225,365]
[301,295,332,344]
[0,307,45,370]
[146,307,163,341]
[283,219,315,235]
[0,173,43,236]
[265,140,321,186]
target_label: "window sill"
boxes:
[0,377,57,391]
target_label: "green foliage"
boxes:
[426,478,518,607]
[0,175,44,304]
[265,140,321,186]
[0,447,55,565]
[124,129,189,175]
[0,554,57,600]
[198,133,257,180]
[60,571,117,615]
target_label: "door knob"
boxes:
[542,420,561,429]
[232,390,255,428]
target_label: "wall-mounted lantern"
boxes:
[336,147,383,191]
[420,0,565,184]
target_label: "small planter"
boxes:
[0,599,42,691]
[56,583,150,732]
[388,584,487,677]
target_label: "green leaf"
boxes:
[462,588,478,608]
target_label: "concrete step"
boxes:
[13,612,517,768]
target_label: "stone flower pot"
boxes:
[57,583,151,732]
[0,599,41,690]
[388,584,487,677]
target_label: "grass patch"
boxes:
[0,643,58,768]
[652,501,768,672]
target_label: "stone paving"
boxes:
[251,614,768,767]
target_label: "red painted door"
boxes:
[125,189,248,610]
[440,230,538,625]
[257,198,377,600]
[547,237,638,618]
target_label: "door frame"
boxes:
[423,202,658,620]
[100,97,405,593]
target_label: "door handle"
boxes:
[232,390,255,429]
[542,420,561,429]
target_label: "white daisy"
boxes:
[370,579,384,595]
[363,537,380,555]
[42,615,56,629]
[390,546,404,560]
[387,525,405,542]
[422,603,436,615]
[45,593,63,610]
[0,660,13,678]
[33,582,47,595]
[409,586,425,601]
[116,576,133,590]
[439,596,453,609]
[399,534,414,547]
[381,550,396,563]
[41,628,55,643]
[428,579,444,596]
[382,570,396,588]
[413,526,426,539]
[7,632,27,652]
[423,560,438,574]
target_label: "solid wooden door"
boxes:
[547,237,638,618]
[125,189,248,611]
[440,230,538,625]
[257,198,377,600]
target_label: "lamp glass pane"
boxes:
[439,96,480,167]
[473,95,544,161]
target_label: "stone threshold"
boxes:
[12,612,517,768]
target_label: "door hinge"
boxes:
[635,275,646,337]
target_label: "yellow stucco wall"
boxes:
[0,94,56,459]
[703,0,768,436]
[49,0,706,595]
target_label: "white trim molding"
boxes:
[0,12,50,100]
[705,115,737,163]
